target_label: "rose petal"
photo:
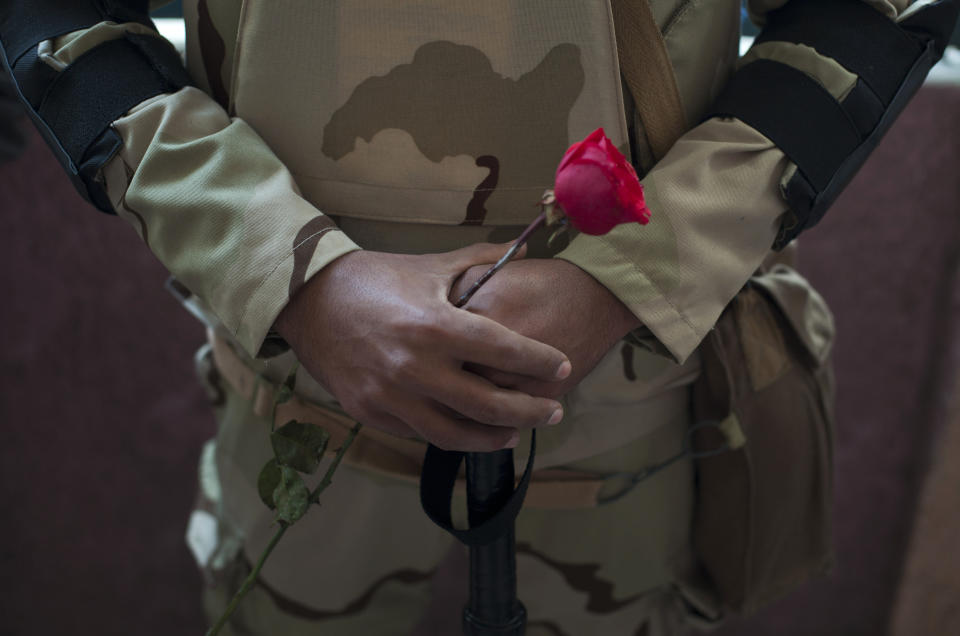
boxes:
[585,127,606,144]
[553,128,650,236]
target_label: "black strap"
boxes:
[0,1,152,66]
[0,1,104,64]
[840,80,886,139]
[899,0,960,60]
[37,33,191,166]
[710,59,861,193]
[420,432,536,547]
[708,0,957,249]
[11,46,59,109]
[756,0,922,105]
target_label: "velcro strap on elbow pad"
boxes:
[0,1,190,213]
[707,0,959,249]
[1,1,146,65]
[37,34,191,171]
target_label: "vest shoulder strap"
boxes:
[610,0,687,162]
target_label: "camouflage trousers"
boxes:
[189,345,700,636]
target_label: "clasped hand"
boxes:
[276,243,638,452]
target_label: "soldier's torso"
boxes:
[183,0,740,255]
[182,1,738,464]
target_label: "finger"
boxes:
[392,396,519,452]
[354,409,418,439]
[439,241,523,276]
[444,310,572,381]
[464,364,566,402]
[420,368,562,430]
[463,363,521,389]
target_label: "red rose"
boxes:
[553,128,650,235]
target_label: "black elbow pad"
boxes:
[708,0,959,249]
[0,1,192,212]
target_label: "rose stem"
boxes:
[455,211,547,308]
[205,422,363,636]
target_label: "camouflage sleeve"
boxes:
[42,22,361,357]
[556,0,918,364]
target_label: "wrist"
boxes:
[611,298,643,340]
[555,257,641,342]
[274,249,364,347]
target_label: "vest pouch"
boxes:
[230,1,630,229]
[691,264,836,616]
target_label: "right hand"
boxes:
[274,244,571,452]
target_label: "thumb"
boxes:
[441,241,526,275]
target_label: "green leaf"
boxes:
[271,420,330,474]
[273,466,310,524]
[257,458,282,510]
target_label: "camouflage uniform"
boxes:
[29,0,914,633]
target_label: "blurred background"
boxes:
[1,4,959,636]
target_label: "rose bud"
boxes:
[553,127,651,235]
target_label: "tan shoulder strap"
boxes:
[610,0,687,161]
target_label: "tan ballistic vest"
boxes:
[187,0,741,252]
[230,1,631,232]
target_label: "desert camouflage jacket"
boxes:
[36,0,912,360]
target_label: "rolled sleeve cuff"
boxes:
[235,230,360,356]
[555,117,790,364]
[556,232,703,363]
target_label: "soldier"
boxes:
[1,1,956,634]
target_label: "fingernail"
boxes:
[504,431,521,449]
[547,407,564,426]
[555,360,572,380]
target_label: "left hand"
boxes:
[449,258,641,401]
